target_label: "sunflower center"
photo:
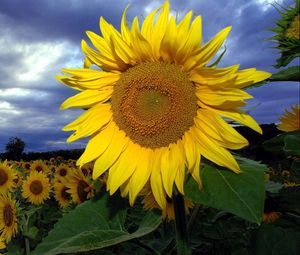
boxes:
[77,180,89,202]
[61,187,71,201]
[59,169,67,177]
[3,204,13,227]
[29,180,43,195]
[0,168,8,185]
[35,166,43,172]
[111,62,198,148]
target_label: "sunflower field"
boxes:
[0,1,300,255]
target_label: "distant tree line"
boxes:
[0,124,281,162]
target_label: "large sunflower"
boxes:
[21,171,51,205]
[0,161,17,194]
[0,194,18,243]
[58,2,271,208]
[277,104,300,132]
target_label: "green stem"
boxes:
[25,216,31,255]
[173,191,191,255]
[187,204,201,233]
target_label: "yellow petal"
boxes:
[92,127,129,179]
[176,16,202,63]
[161,142,184,197]
[77,122,116,167]
[121,5,131,44]
[107,141,140,195]
[151,1,169,58]
[62,67,120,90]
[184,26,231,71]
[66,104,112,142]
[189,150,202,189]
[210,108,262,134]
[110,33,136,64]
[128,149,152,205]
[81,40,126,71]
[150,148,167,208]
[191,127,240,173]
[141,8,157,43]
[195,109,249,149]
[60,89,112,109]
[234,69,272,89]
[175,163,185,195]
[196,87,252,106]
[86,31,115,60]
[190,65,239,85]
[160,16,177,62]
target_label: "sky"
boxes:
[0,0,299,152]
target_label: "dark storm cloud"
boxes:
[0,0,299,152]
[0,0,128,43]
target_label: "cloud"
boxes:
[0,0,298,152]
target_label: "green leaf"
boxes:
[283,133,300,156]
[32,193,161,255]
[269,66,300,82]
[249,224,300,255]
[26,226,39,239]
[263,131,300,156]
[185,157,266,224]
[265,181,283,193]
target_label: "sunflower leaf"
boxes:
[32,193,161,255]
[185,156,266,224]
[263,131,300,156]
[269,66,300,82]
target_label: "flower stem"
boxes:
[25,215,31,255]
[173,191,191,255]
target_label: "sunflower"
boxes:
[13,171,23,187]
[58,2,271,208]
[30,160,49,174]
[21,161,32,173]
[271,0,300,67]
[22,171,51,205]
[0,194,18,243]
[66,169,94,204]
[54,181,72,208]
[55,164,71,180]
[277,104,300,132]
[0,161,17,194]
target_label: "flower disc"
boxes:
[112,62,198,148]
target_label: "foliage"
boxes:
[5,137,26,160]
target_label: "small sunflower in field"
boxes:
[30,160,49,175]
[67,169,94,204]
[271,0,300,67]
[54,181,72,208]
[0,194,18,243]
[22,171,51,205]
[55,164,71,180]
[80,162,94,177]
[277,104,300,132]
[0,161,17,194]
[13,171,23,188]
[21,161,32,173]
[59,1,270,208]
